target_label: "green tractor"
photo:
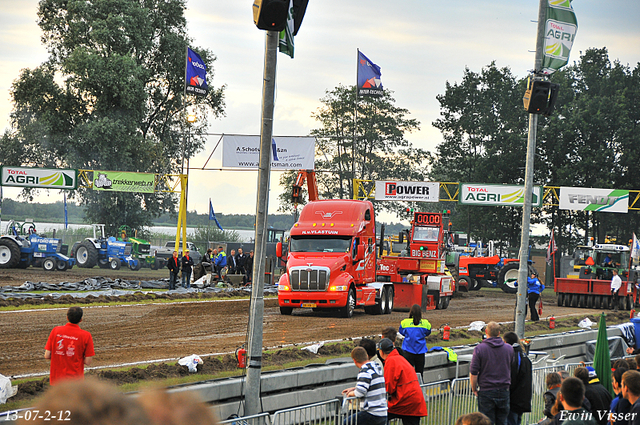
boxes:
[117,225,155,270]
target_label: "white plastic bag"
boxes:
[178,354,203,372]
[468,321,486,332]
[0,374,18,404]
[301,342,324,354]
[578,318,593,329]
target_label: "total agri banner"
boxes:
[559,187,629,213]
[92,171,155,193]
[374,181,439,202]
[460,184,543,207]
[222,135,315,170]
[1,166,78,189]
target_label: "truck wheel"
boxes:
[384,287,394,314]
[367,288,386,315]
[340,288,356,318]
[43,257,56,271]
[564,293,572,307]
[592,296,601,309]
[586,295,594,308]
[557,293,564,306]
[109,258,121,270]
[76,241,98,268]
[280,307,293,315]
[578,294,586,308]
[436,295,444,310]
[570,294,578,308]
[56,259,69,271]
[497,262,519,294]
[442,296,450,309]
[0,239,21,269]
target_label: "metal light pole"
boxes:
[245,30,278,416]
[515,0,547,339]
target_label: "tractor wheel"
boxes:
[75,241,98,268]
[557,293,564,306]
[340,288,356,318]
[43,257,56,272]
[56,259,69,271]
[384,286,394,314]
[457,276,472,292]
[497,262,519,294]
[469,278,481,291]
[442,296,450,309]
[129,260,142,271]
[0,239,21,268]
[280,307,293,315]
[110,259,121,270]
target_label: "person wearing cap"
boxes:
[377,338,427,425]
[573,367,612,425]
[526,272,545,321]
[214,245,227,280]
[181,249,194,288]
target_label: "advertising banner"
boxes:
[185,47,208,96]
[357,50,383,97]
[559,187,629,213]
[222,135,315,170]
[1,166,77,190]
[460,184,543,207]
[374,181,439,202]
[542,0,578,74]
[92,171,156,193]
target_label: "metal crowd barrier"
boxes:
[273,399,342,425]
[219,412,271,425]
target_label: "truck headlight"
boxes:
[330,285,347,291]
[278,284,290,291]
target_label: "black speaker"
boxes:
[253,0,289,32]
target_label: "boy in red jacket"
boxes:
[377,338,427,425]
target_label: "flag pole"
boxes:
[353,48,359,197]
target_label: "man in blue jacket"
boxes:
[527,273,545,321]
[470,322,514,425]
[214,246,227,280]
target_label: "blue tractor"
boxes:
[0,220,75,271]
[73,224,138,270]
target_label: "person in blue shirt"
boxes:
[526,273,545,321]
[398,304,431,375]
[214,246,227,280]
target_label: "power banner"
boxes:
[559,187,629,213]
[222,135,315,170]
[460,184,543,207]
[542,0,578,74]
[1,166,78,190]
[374,181,439,202]
[92,171,155,193]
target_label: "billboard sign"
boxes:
[92,171,156,193]
[1,166,78,190]
[559,187,629,213]
[460,184,543,207]
[222,135,315,170]
[374,181,439,202]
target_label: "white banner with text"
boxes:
[374,181,439,202]
[222,135,315,170]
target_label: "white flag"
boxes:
[632,233,640,261]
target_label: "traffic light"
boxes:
[523,78,560,116]
[252,0,289,31]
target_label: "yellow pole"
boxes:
[175,174,188,253]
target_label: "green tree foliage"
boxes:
[431,51,640,250]
[0,0,225,235]
[278,84,427,218]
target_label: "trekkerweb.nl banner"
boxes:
[222,135,315,170]
[92,171,156,193]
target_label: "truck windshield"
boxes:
[290,236,352,253]
[413,226,440,242]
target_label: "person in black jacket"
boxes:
[574,367,612,425]
[167,251,180,290]
[244,250,254,284]
[503,332,532,425]
[227,249,238,274]
[181,250,194,289]
[236,248,246,275]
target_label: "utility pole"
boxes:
[245,30,278,416]
[516,0,547,339]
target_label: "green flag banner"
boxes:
[593,313,613,396]
[278,0,294,58]
[542,0,578,74]
[92,171,156,193]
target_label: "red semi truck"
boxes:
[276,200,452,317]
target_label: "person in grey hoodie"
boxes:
[470,322,515,425]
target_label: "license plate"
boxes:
[302,303,317,308]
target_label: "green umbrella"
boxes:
[593,313,613,395]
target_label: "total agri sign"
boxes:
[1,166,78,190]
[559,187,629,213]
[460,184,543,207]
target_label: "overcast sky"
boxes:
[1,0,639,225]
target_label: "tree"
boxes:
[0,0,225,235]
[278,84,427,218]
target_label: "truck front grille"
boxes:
[290,266,330,291]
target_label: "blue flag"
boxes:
[357,50,383,97]
[186,47,208,96]
[209,200,224,231]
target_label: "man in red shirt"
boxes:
[377,338,427,425]
[44,307,95,385]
